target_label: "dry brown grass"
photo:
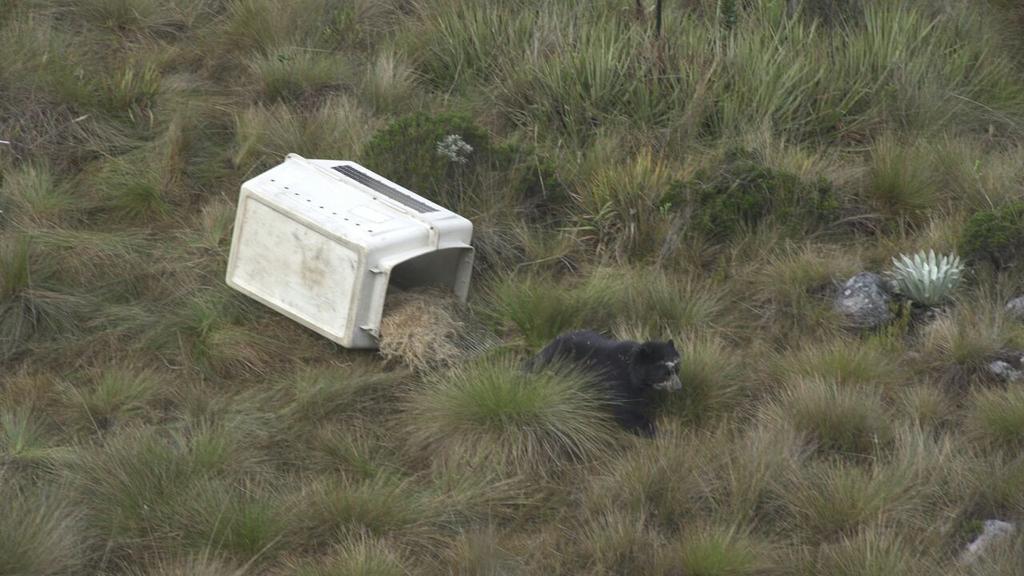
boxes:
[378,287,464,371]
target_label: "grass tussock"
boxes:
[967,386,1024,450]
[289,536,410,576]
[401,355,617,476]
[770,377,891,457]
[657,524,779,576]
[0,484,88,576]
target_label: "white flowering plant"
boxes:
[890,250,963,306]
[436,134,473,164]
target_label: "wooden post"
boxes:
[655,0,663,38]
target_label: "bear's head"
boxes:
[630,339,682,392]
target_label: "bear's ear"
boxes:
[667,338,675,349]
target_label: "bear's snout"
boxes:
[655,373,682,392]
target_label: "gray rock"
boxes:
[1006,296,1024,321]
[961,519,1015,565]
[987,360,1023,383]
[835,272,893,329]
[986,352,1024,382]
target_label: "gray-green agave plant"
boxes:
[890,250,963,306]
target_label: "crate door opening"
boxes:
[388,247,474,300]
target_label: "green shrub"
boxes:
[961,202,1024,269]
[360,112,558,212]
[671,149,839,241]
[360,112,490,204]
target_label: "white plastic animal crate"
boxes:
[225,154,474,349]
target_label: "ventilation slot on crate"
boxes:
[332,165,436,214]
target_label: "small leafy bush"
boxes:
[961,202,1024,269]
[889,250,963,307]
[360,112,559,211]
[669,149,839,241]
[359,112,491,204]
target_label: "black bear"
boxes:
[525,330,682,437]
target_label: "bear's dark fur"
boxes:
[525,330,682,437]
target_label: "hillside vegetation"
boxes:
[4,0,1024,574]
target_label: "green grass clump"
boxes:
[179,479,291,562]
[0,162,76,227]
[0,406,61,467]
[68,0,180,35]
[897,386,951,430]
[863,136,937,222]
[577,509,660,574]
[126,556,246,576]
[151,289,279,378]
[773,339,901,390]
[596,266,728,335]
[248,48,351,102]
[961,202,1024,270]
[275,365,396,426]
[967,387,1024,450]
[774,377,891,457]
[657,336,747,426]
[0,484,87,575]
[673,148,840,241]
[779,462,918,541]
[570,150,674,259]
[298,475,433,542]
[918,298,1023,381]
[401,355,616,476]
[66,429,199,547]
[233,96,379,174]
[658,525,777,576]
[809,530,930,575]
[59,367,159,434]
[291,538,409,576]
[0,235,90,361]
[484,272,613,349]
